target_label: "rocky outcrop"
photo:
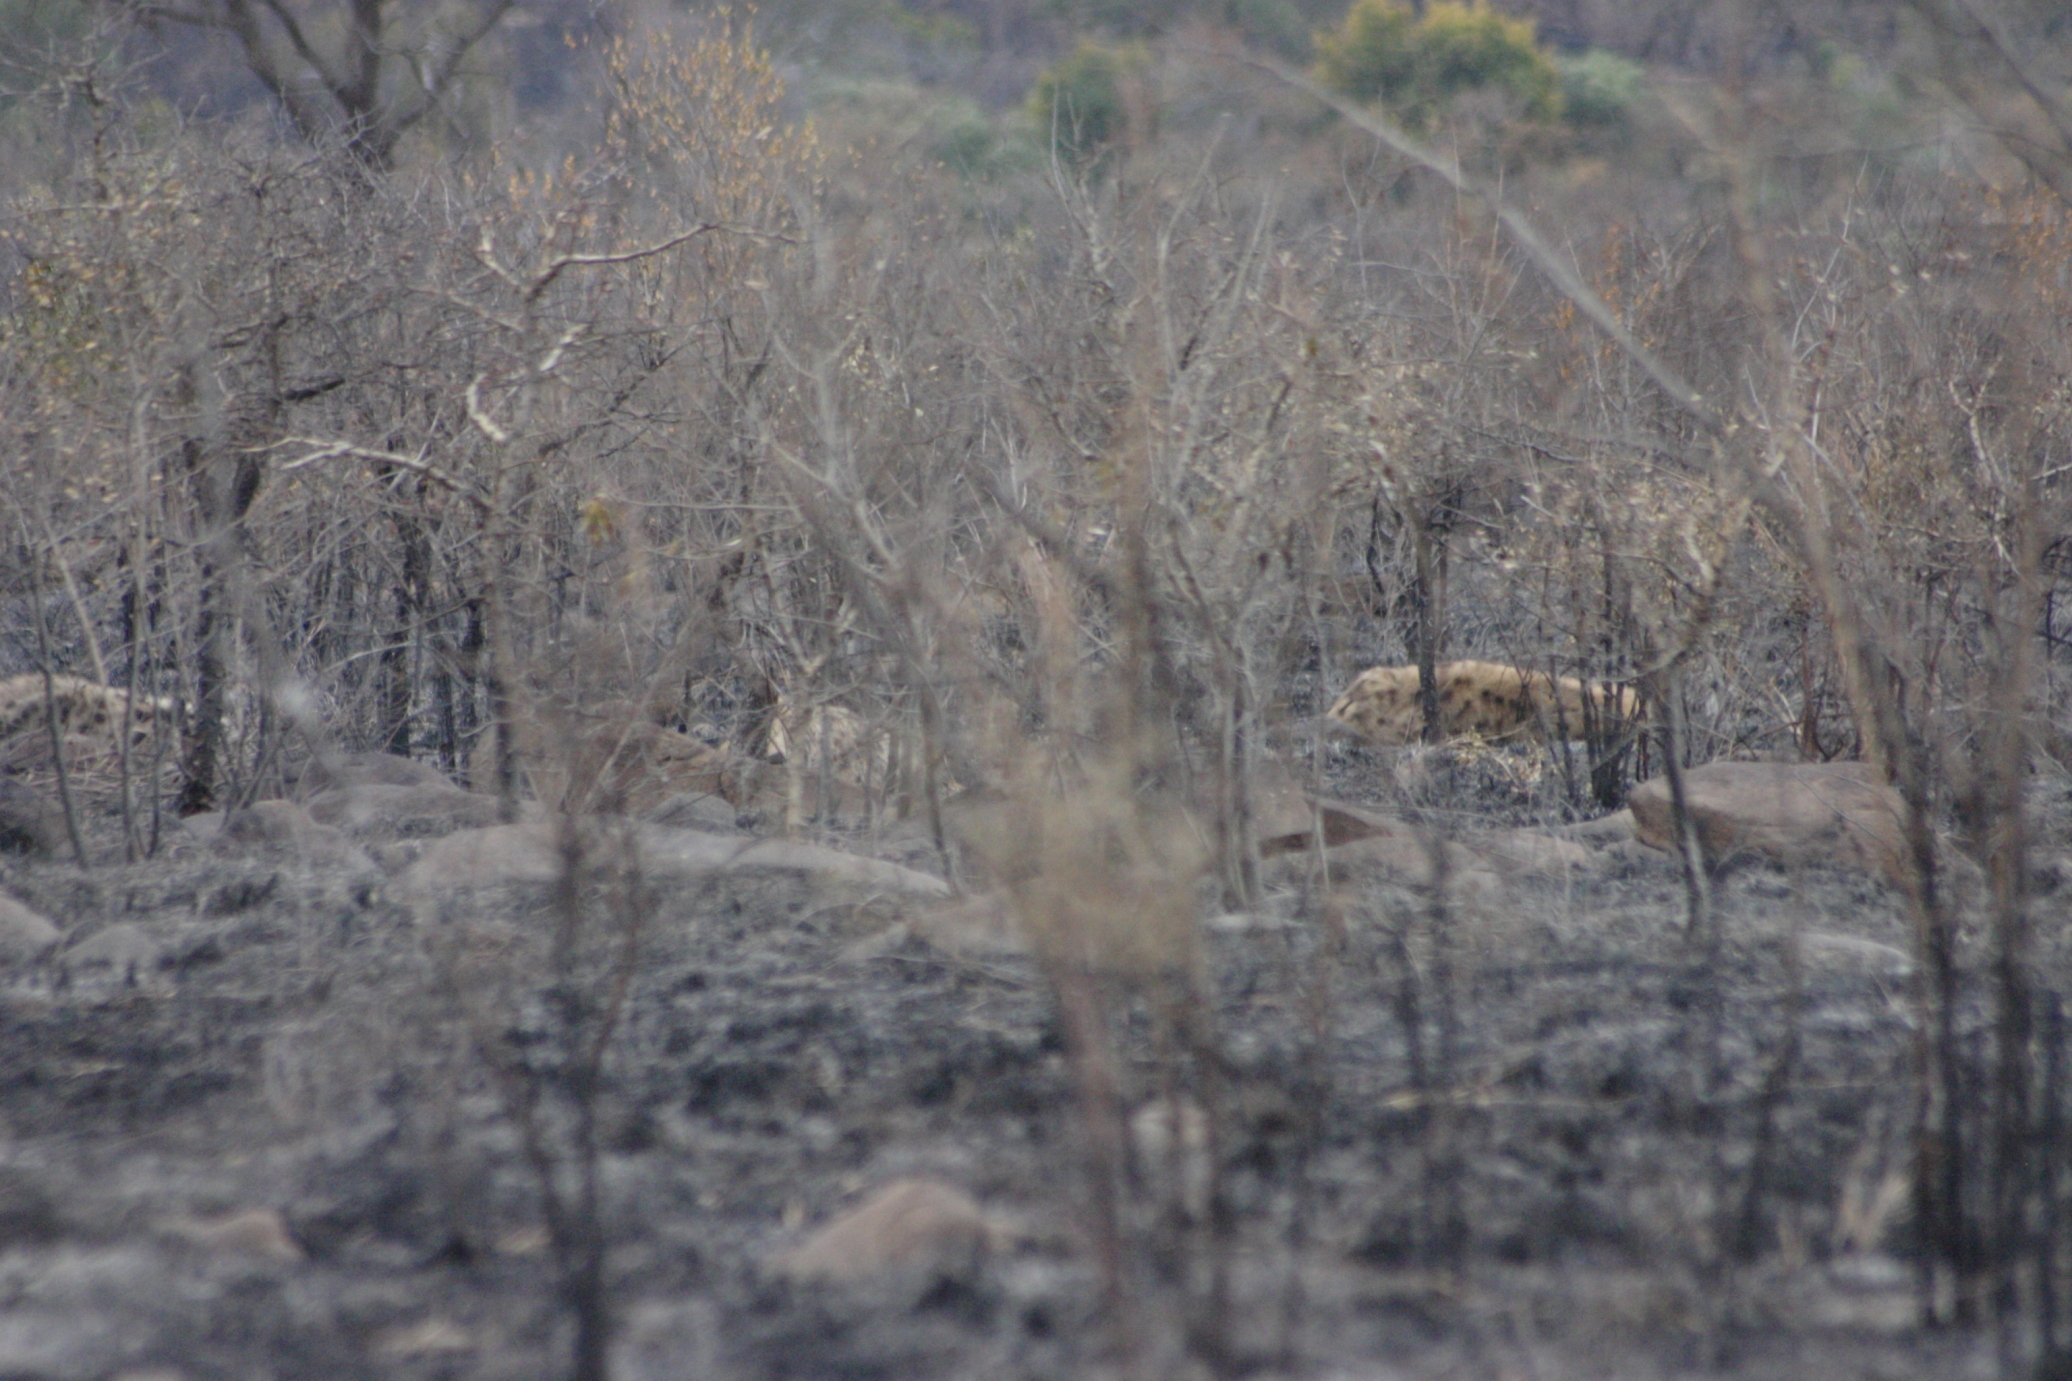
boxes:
[1629,761,1907,881]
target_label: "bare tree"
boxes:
[133,0,523,164]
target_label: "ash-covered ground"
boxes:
[0,745,2056,1381]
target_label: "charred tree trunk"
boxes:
[175,440,262,816]
[384,500,433,757]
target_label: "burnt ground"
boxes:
[0,748,2061,1381]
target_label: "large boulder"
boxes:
[1629,761,1907,881]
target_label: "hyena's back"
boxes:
[0,674,176,742]
[1328,660,1636,746]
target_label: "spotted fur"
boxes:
[1328,661,1638,747]
[0,674,179,745]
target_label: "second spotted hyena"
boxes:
[0,673,179,745]
[1328,660,1638,747]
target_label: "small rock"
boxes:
[494,1226,549,1256]
[1204,911,1280,934]
[370,839,427,874]
[1800,932,1914,977]
[646,791,749,833]
[1248,757,1328,843]
[159,1207,304,1263]
[0,1166,63,1247]
[291,751,455,800]
[304,782,507,841]
[777,1178,990,1293]
[371,1317,474,1357]
[63,922,160,980]
[613,1299,721,1381]
[177,811,226,843]
[0,894,61,963]
[904,891,1025,958]
[1129,1096,1213,1218]
[217,799,364,864]
[2030,849,2072,896]
[0,779,63,856]
[1556,808,1637,843]
[1479,829,1596,877]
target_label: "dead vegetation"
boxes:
[2,2,2072,1377]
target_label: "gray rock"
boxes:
[612,1298,723,1381]
[63,922,159,979]
[775,1178,991,1298]
[157,1207,304,1263]
[0,893,62,962]
[303,782,507,841]
[288,751,455,799]
[1800,931,1914,977]
[216,799,366,865]
[1556,808,1637,843]
[645,791,748,834]
[0,777,64,856]
[403,822,953,902]
[1629,761,1906,882]
[0,1166,63,1247]
[176,811,226,844]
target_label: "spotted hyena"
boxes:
[1327,660,1638,747]
[0,673,179,746]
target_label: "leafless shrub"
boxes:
[10,6,2072,1373]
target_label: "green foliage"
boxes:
[1028,41,1143,161]
[806,77,1038,180]
[1314,0,1559,127]
[1556,48,1642,128]
[929,99,1040,179]
[888,7,977,48]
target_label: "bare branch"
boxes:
[464,378,510,446]
[277,438,493,514]
[254,0,347,99]
[524,223,799,302]
[1945,0,2072,163]
[383,0,522,139]
[1243,53,1727,439]
[207,0,331,144]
